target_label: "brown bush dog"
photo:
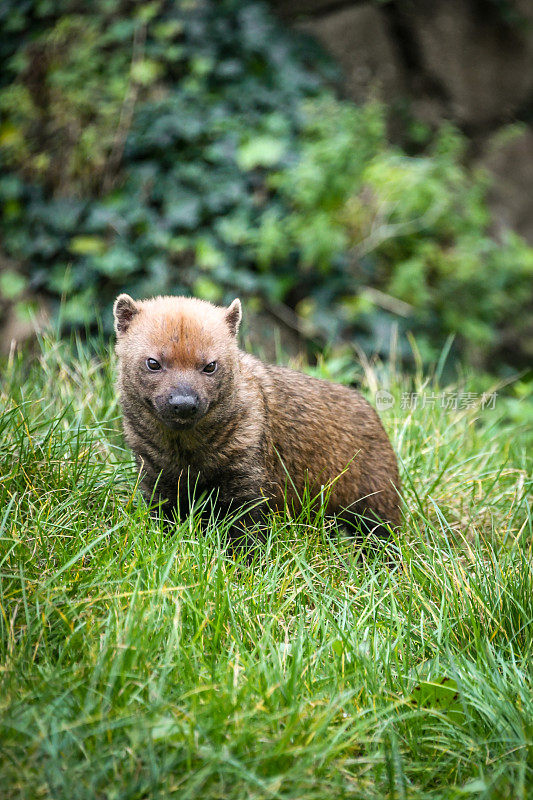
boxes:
[114,294,400,544]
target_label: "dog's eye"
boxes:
[146,358,162,371]
[203,361,217,374]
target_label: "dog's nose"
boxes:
[167,393,199,418]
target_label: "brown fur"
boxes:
[114,294,401,538]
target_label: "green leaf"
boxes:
[193,277,223,303]
[91,247,138,278]
[131,59,163,86]
[332,639,343,657]
[0,270,27,300]
[195,238,223,270]
[237,136,286,171]
[412,676,465,723]
[0,121,22,147]
[69,236,107,256]
[61,291,97,326]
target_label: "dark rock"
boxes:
[478,127,533,245]
[405,0,533,128]
[297,4,405,104]
[270,0,348,19]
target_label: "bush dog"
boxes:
[114,294,400,543]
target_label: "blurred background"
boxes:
[0,0,532,378]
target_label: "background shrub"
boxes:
[1,0,532,374]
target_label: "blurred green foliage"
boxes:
[253,104,533,366]
[0,0,532,372]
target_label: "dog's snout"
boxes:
[167,392,199,418]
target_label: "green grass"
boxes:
[0,335,532,799]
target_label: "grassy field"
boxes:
[0,335,532,799]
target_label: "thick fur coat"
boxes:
[114,294,400,536]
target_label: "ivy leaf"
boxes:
[237,136,286,171]
[91,246,138,278]
[0,269,27,300]
[164,193,201,230]
[131,59,163,86]
[69,236,107,256]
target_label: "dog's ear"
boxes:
[113,294,139,336]
[225,298,242,337]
